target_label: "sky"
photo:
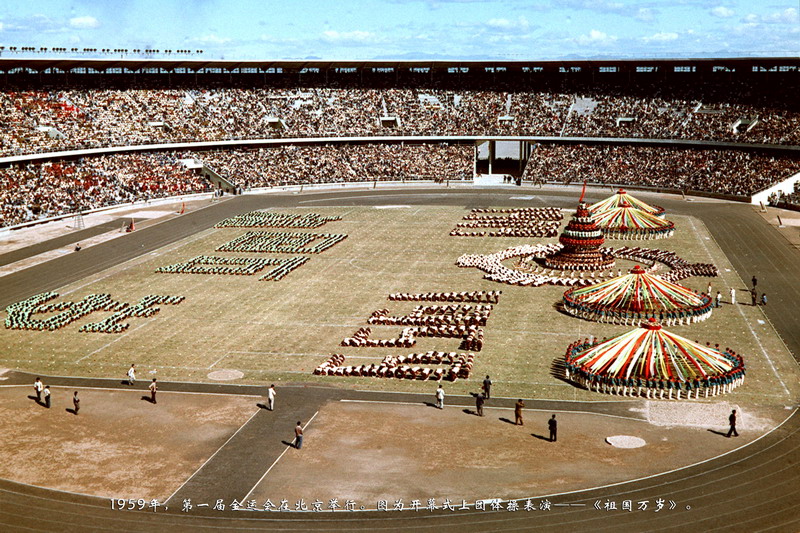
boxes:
[0,0,798,61]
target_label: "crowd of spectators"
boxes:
[0,152,208,227]
[196,143,473,188]
[521,144,800,196]
[2,138,798,229]
[768,181,800,208]
[2,82,797,157]
[0,143,470,228]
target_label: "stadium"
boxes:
[1,18,800,533]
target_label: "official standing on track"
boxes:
[482,375,492,399]
[515,399,525,426]
[268,384,276,411]
[435,385,445,409]
[727,409,739,438]
[34,377,43,403]
[149,378,158,404]
[548,414,558,442]
[476,393,484,417]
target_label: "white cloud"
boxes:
[577,29,617,45]
[643,32,679,43]
[260,34,300,44]
[763,8,799,24]
[322,30,380,43]
[635,8,654,22]
[194,34,231,44]
[555,0,624,14]
[69,16,99,29]
[486,16,529,31]
[711,6,735,18]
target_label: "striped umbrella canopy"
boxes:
[567,320,738,382]
[592,204,675,239]
[590,189,665,218]
[563,265,710,317]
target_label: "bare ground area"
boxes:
[247,400,788,508]
[0,386,257,500]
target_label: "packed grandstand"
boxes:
[1,57,798,228]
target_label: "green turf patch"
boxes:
[0,206,797,407]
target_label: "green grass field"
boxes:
[2,205,798,406]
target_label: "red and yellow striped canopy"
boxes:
[569,320,736,381]
[593,205,674,232]
[590,189,665,218]
[564,265,706,313]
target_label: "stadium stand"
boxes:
[0,57,798,227]
[197,144,473,188]
[2,83,799,156]
[0,153,208,227]
[520,144,800,197]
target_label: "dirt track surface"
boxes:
[0,386,257,500]
[247,401,774,506]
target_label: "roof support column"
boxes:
[488,140,495,174]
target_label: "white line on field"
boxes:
[74,320,153,363]
[689,218,789,396]
[241,410,319,502]
[164,407,262,505]
[733,303,789,395]
[0,384,262,398]
[207,353,230,370]
[338,399,645,422]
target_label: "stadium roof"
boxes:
[0,56,798,73]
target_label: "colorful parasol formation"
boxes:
[591,200,675,240]
[562,265,712,326]
[590,189,666,218]
[564,318,745,399]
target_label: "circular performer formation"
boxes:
[457,193,717,288]
[543,201,615,271]
[564,318,746,399]
[562,265,713,326]
[591,202,676,240]
[589,189,674,240]
[589,189,666,218]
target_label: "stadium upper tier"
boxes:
[1,80,798,157]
